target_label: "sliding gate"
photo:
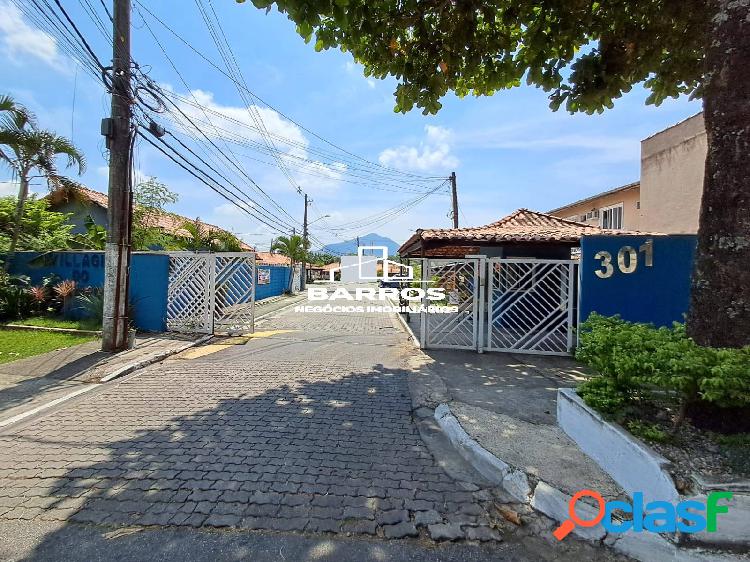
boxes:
[418,257,577,355]
[166,252,256,335]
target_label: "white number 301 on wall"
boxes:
[594,239,653,279]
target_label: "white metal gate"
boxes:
[166,252,256,335]
[420,257,483,350]
[485,259,576,355]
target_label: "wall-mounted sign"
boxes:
[579,235,697,328]
[257,268,271,285]
[593,239,654,279]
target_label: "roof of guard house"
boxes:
[47,186,254,251]
[255,252,292,265]
[399,208,638,255]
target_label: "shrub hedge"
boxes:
[575,314,750,423]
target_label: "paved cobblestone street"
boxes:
[0,298,621,560]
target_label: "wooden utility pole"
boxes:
[450,171,459,228]
[301,193,309,290]
[102,0,133,352]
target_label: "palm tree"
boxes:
[0,95,85,257]
[178,219,243,252]
[271,234,309,292]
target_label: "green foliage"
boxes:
[69,215,107,250]
[74,288,104,326]
[237,0,710,115]
[177,219,243,252]
[0,272,32,320]
[132,177,181,250]
[0,196,73,251]
[626,420,670,444]
[576,314,750,418]
[271,234,309,264]
[307,252,337,266]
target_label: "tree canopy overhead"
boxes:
[240,0,710,115]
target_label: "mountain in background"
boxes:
[319,233,400,256]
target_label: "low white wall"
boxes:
[557,388,679,505]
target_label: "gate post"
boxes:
[419,258,427,349]
[207,253,216,335]
[476,256,486,353]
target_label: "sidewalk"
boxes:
[408,348,623,500]
[0,333,205,427]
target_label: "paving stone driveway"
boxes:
[0,304,501,542]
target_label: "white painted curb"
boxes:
[557,388,679,505]
[434,403,530,502]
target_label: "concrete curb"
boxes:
[434,404,530,502]
[392,308,420,348]
[99,334,213,382]
[433,402,741,562]
[1,324,102,336]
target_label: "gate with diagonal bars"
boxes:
[418,257,577,355]
[166,252,256,335]
[485,258,577,355]
[420,257,483,350]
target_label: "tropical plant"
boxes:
[271,234,309,292]
[0,95,85,259]
[177,219,243,252]
[53,280,77,316]
[0,273,32,320]
[238,2,750,349]
[69,215,107,250]
[28,285,48,314]
[0,196,73,252]
[74,288,104,326]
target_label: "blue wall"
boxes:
[7,252,293,332]
[255,265,291,300]
[7,251,169,332]
[579,235,697,327]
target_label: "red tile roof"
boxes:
[400,208,639,254]
[47,186,254,251]
[255,252,292,265]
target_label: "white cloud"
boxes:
[0,180,19,197]
[169,89,347,195]
[378,125,459,172]
[0,2,62,68]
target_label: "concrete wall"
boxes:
[255,265,292,300]
[7,251,169,332]
[551,185,642,231]
[639,113,706,234]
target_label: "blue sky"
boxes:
[0,0,702,251]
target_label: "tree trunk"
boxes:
[687,0,750,348]
[7,172,29,259]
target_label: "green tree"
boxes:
[271,234,309,292]
[307,251,337,266]
[131,176,180,250]
[0,95,85,258]
[240,0,749,348]
[177,219,243,252]
[0,195,73,252]
[69,215,107,250]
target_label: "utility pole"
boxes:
[301,193,309,290]
[101,0,133,352]
[450,171,459,229]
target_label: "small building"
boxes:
[399,208,614,260]
[548,113,705,234]
[46,186,254,250]
[255,251,292,266]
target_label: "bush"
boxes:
[576,314,750,424]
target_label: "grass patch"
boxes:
[0,329,98,364]
[6,316,101,331]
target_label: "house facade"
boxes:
[46,186,254,250]
[548,113,706,234]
